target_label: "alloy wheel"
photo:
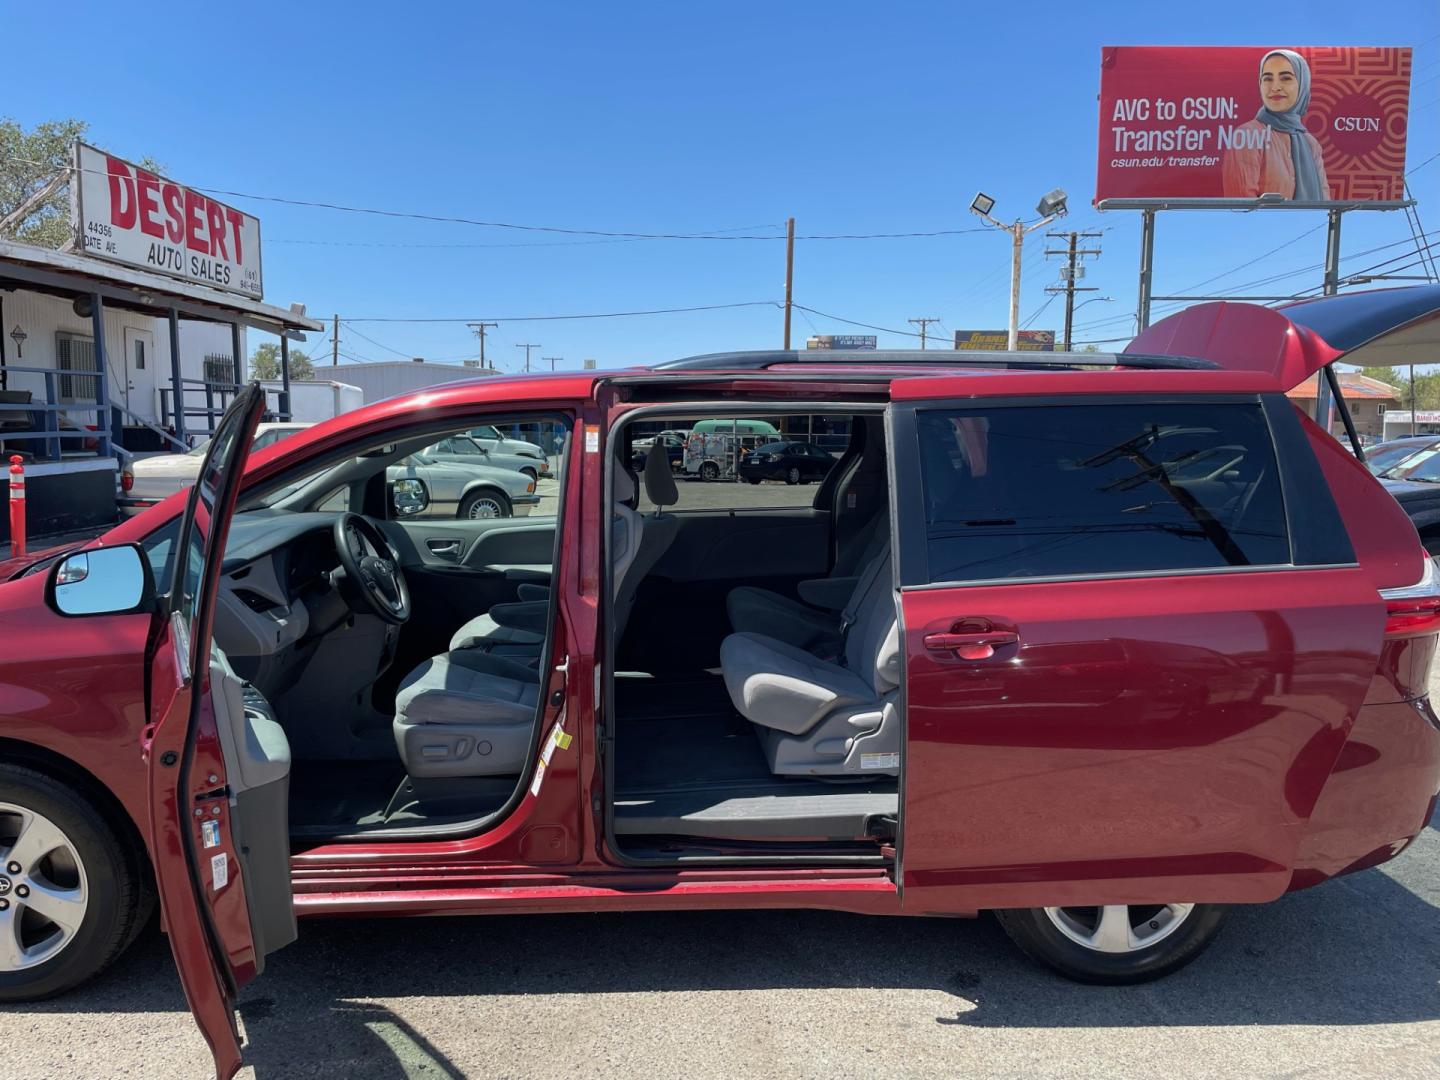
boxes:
[1041,904,1194,954]
[467,496,504,519]
[0,803,89,972]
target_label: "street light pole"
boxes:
[971,189,1068,351]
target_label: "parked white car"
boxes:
[118,423,312,516]
[469,424,550,474]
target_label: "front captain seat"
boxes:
[392,443,679,778]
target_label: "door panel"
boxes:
[890,386,1387,912]
[146,383,282,1080]
[901,570,1384,910]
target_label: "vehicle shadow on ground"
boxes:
[9,833,1438,1079]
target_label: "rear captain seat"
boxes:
[719,542,900,777]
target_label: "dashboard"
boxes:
[213,512,360,697]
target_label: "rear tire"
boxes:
[746,477,762,485]
[0,764,146,1002]
[994,903,1228,985]
[785,466,801,485]
[700,461,720,482]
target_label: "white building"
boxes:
[328,360,498,405]
[0,237,321,539]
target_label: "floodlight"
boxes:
[970,192,996,216]
[1036,188,1068,218]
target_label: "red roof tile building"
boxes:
[1286,372,1401,439]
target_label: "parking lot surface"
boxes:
[1,806,1435,1079]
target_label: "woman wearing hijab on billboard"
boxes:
[1221,49,1329,200]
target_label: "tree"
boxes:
[250,343,314,382]
[0,117,162,249]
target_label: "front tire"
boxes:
[995,903,1228,985]
[459,490,512,519]
[0,765,147,1002]
[699,461,720,482]
[785,466,801,485]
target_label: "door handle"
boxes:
[427,539,462,559]
[923,628,1018,660]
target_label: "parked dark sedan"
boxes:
[1379,445,1440,554]
[738,440,835,484]
[1365,435,1438,475]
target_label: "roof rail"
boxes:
[652,349,1218,372]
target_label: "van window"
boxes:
[915,402,1290,583]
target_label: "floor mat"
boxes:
[613,673,772,791]
[288,760,405,835]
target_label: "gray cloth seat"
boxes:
[449,442,679,659]
[394,443,680,779]
[726,512,888,653]
[393,650,540,778]
[450,611,544,652]
[720,546,901,777]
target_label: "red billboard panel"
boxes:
[1096,46,1412,204]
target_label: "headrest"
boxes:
[643,442,679,508]
[615,466,636,504]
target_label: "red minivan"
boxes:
[2,288,1438,1079]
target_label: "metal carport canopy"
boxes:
[0,237,323,335]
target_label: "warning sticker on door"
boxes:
[210,852,228,891]
[584,425,600,453]
[861,752,899,770]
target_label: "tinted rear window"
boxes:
[916,402,1290,582]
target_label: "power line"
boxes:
[341,300,780,323]
[341,322,411,359]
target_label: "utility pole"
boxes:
[467,321,498,369]
[783,217,795,349]
[332,314,339,366]
[1044,231,1103,351]
[907,317,941,350]
[542,356,562,372]
[515,343,538,373]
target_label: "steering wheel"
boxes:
[333,513,412,624]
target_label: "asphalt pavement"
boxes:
[2,799,1435,1079]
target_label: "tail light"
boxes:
[1380,556,1440,638]
[120,468,134,492]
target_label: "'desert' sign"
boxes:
[73,142,263,299]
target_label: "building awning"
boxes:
[0,238,323,336]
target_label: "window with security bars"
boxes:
[203,354,236,387]
[55,332,99,403]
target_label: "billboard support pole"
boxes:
[1313,208,1345,432]
[783,217,795,350]
[1137,208,1156,332]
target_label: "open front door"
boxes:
[145,384,292,1080]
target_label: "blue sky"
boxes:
[5,1,1438,372]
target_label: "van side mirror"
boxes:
[391,478,430,517]
[50,544,154,616]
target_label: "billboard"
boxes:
[73,142,263,298]
[954,330,1056,352]
[1096,47,1412,204]
[806,334,878,350]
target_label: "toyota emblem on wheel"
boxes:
[0,877,10,895]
